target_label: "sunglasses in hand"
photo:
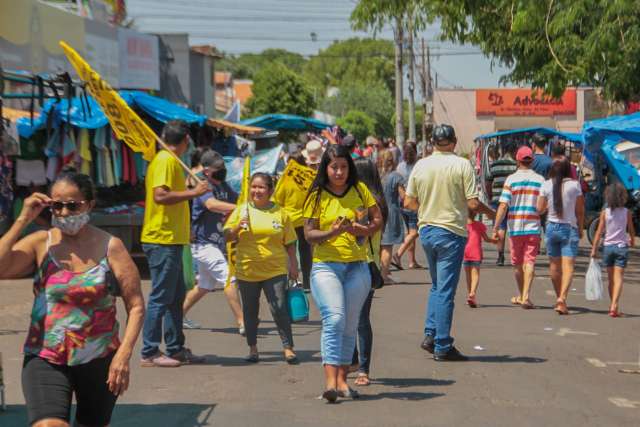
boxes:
[50,200,88,213]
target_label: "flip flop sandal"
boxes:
[408,263,423,269]
[466,296,477,308]
[337,387,361,399]
[510,297,522,305]
[521,301,535,310]
[554,302,569,315]
[354,373,371,386]
[391,254,404,270]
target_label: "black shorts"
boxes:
[22,353,117,426]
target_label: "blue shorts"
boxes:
[463,261,481,267]
[490,202,508,230]
[603,245,629,268]
[545,222,579,258]
[401,209,418,230]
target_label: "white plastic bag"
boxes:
[585,258,604,301]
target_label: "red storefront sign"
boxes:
[476,89,577,116]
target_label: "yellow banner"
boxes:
[274,160,316,197]
[225,156,251,287]
[59,41,157,161]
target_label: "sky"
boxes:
[127,0,511,89]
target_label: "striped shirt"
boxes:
[499,169,545,236]
[488,157,517,204]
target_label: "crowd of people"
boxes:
[0,119,636,424]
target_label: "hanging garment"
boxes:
[78,129,92,176]
[110,132,122,185]
[93,127,108,186]
[16,159,47,186]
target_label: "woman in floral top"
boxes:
[0,171,145,427]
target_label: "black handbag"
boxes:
[368,237,384,290]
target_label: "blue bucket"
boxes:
[287,283,309,323]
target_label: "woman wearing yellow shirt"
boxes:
[225,173,299,364]
[303,145,383,403]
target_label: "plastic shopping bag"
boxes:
[585,258,604,301]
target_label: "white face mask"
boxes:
[51,212,91,236]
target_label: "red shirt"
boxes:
[463,221,487,262]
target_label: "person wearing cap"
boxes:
[183,149,245,333]
[342,134,362,159]
[302,140,324,171]
[404,124,494,362]
[362,136,379,160]
[492,146,545,309]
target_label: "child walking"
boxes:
[590,183,636,317]
[463,211,498,308]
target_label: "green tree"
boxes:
[336,110,376,145]
[424,0,640,102]
[321,82,394,137]
[218,49,307,80]
[245,62,315,118]
[303,38,395,93]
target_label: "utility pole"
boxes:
[407,17,416,142]
[393,16,405,147]
[419,38,434,146]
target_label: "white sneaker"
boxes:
[183,318,201,329]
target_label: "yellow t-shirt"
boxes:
[225,202,297,282]
[303,182,377,263]
[406,151,478,237]
[141,150,190,245]
[272,180,307,229]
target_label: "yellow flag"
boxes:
[225,156,251,287]
[59,41,157,161]
[273,159,316,199]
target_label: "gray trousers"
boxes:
[238,275,294,348]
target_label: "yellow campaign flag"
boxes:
[59,41,157,161]
[225,156,251,287]
[273,159,316,198]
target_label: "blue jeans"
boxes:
[419,226,466,354]
[603,245,629,268]
[311,261,371,366]
[141,244,186,358]
[352,290,374,374]
[545,222,579,258]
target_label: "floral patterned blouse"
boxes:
[23,238,120,366]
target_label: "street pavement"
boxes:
[1,241,639,426]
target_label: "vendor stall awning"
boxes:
[2,107,39,122]
[207,118,264,135]
[476,126,582,144]
[240,114,330,131]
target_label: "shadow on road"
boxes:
[469,355,547,363]
[359,391,445,402]
[372,377,455,388]
[0,403,216,427]
[197,349,322,366]
[0,329,26,336]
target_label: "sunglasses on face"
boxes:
[50,200,88,213]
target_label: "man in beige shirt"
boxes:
[405,124,494,361]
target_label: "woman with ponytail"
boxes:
[537,158,585,315]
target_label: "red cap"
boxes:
[516,146,534,162]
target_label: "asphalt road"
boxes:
[1,242,639,426]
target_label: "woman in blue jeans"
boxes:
[537,158,585,315]
[303,145,383,403]
[350,158,388,386]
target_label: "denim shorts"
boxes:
[545,222,579,258]
[603,245,629,268]
[401,209,418,230]
[490,202,508,230]
[463,260,481,267]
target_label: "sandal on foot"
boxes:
[609,310,623,318]
[554,301,569,315]
[510,296,522,305]
[285,354,299,365]
[322,389,338,403]
[391,254,404,270]
[408,262,423,269]
[337,387,360,399]
[244,353,259,363]
[466,296,477,308]
[521,300,535,310]
[354,373,370,386]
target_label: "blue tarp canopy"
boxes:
[240,114,330,131]
[475,127,583,144]
[583,112,640,190]
[16,91,206,138]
